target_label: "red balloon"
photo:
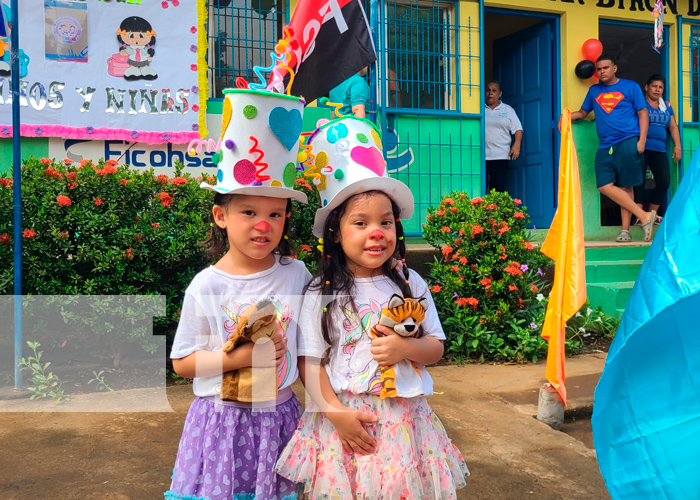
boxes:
[582,39,603,62]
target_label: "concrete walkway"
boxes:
[0,353,610,499]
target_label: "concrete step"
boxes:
[585,244,650,262]
[585,260,644,284]
[587,282,635,318]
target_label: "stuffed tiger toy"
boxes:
[370,294,429,399]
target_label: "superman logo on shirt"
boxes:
[595,92,624,114]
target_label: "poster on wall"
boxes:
[0,0,208,144]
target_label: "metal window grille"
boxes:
[688,25,700,122]
[206,0,287,98]
[382,0,478,112]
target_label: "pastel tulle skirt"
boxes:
[166,388,303,500]
[275,392,469,500]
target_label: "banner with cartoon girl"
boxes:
[0,0,208,144]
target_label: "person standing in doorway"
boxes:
[561,54,655,243]
[485,80,523,194]
[329,66,371,119]
[633,74,681,226]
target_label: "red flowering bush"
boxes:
[0,158,214,364]
[423,190,552,363]
[0,158,326,364]
[288,177,322,275]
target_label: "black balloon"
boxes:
[575,60,595,79]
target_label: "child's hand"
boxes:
[389,258,405,273]
[326,408,377,455]
[237,334,288,368]
[371,327,410,366]
[270,333,289,367]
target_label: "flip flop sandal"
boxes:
[642,209,657,242]
[616,230,632,242]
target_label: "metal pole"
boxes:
[10,0,22,390]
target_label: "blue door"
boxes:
[493,21,555,228]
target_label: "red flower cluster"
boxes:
[530,284,538,293]
[435,210,445,217]
[94,197,103,206]
[66,172,76,180]
[514,199,522,205]
[97,165,117,176]
[485,203,498,210]
[480,277,492,288]
[44,167,62,179]
[513,212,525,219]
[504,261,523,276]
[442,198,455,205]
[471,224,483,237]
[157,174,169,183]
[122,248,134,259]
[430,285,441,293]
[40,158,52,166]
[441,245,453,257]
[0,233,10,244]
[22,229,37,239]
[0,178,11,188]
[440,226,452,233]
[451,265,460,273]
[170,177,188,185]
[56,195,72,207]
[68,182,78,190]
[120,179,129,186]
[159,192,174,208]
[300,244,312,252]
[508,285,518,292]
[79,159,92,168]
[522,240,534,250]
[470,197,483,205]
[151,223,160,229]
[294,178,313,191]
[105,159,119,167]
[497,222,510,236]
[63,158,74,165]
[499,244,508,260]
[455,297,479,310]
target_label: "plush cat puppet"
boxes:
[370,294,429,399]
[220,300,279,403]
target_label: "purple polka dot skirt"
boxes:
[165,389,303,500]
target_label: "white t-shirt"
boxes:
[298,269,446,397]
[171,256,312,397]
[485,101,522,160]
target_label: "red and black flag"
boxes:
[273,0,376,103]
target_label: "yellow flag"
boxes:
[539,109,587,407]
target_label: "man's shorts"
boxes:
[594,136,644,188]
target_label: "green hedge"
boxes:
[0,157,320,366]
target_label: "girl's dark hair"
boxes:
[118,17,156,57]
[201,193,293,259]
[646,74,665,87]
[305,190,412,363]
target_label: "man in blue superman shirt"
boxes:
[561,55,656,243]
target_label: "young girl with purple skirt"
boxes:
[165,89,310,500]
[275,116,469,499]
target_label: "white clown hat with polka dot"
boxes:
[200,89,308,203]
[309,116,414,237]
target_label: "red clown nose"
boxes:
[369,229,383,239]
[254,220,271,232]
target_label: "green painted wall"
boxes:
[0,138,49,175]
[1,109,684,242]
